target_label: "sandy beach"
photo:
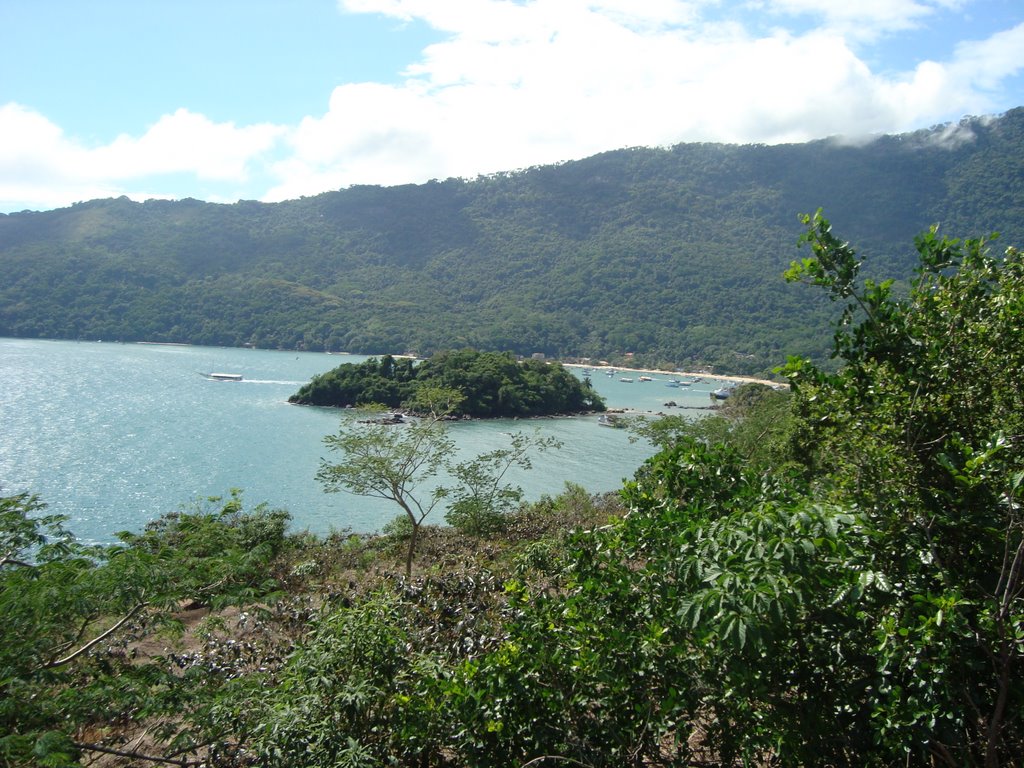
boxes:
[562,363,786,389]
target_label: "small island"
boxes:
[289,349,606,418]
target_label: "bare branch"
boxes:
[0,555,34,568]
[40,602,149,670]
[74,741,194,767]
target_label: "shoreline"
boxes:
[127,341,783,388]
[561,363,786,389]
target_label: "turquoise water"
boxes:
[0,339,730,543]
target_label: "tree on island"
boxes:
[290,349,605,418]
[316,386,561,576]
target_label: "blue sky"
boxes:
[2,0,1022,213]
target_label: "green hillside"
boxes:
[2,109,1022,375]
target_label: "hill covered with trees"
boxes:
[2,109,1022,375]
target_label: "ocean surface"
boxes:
[0,338,732,544]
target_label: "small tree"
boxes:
[316,388,561,574]
[318,416,455,577]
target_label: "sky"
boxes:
[1,0,1022,214]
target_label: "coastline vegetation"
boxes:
[2,215,1022,766]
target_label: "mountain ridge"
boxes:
[2,108,1022,375]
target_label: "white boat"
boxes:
[204,372,243,382]
[638,376,653,382]
[712,386,733,400]
[619,377,634,383]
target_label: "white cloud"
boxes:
[4,1,1022,211]
[276,1,1011,198]
[0,104,284,211]
[94,109,284,181]
[0,103,120,210]
[757,0,965,41]
[868,22,1024,127]
[949,21,1024,93]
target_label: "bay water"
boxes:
[0,338,728,544]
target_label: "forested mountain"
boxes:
[2,108,1022,375]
